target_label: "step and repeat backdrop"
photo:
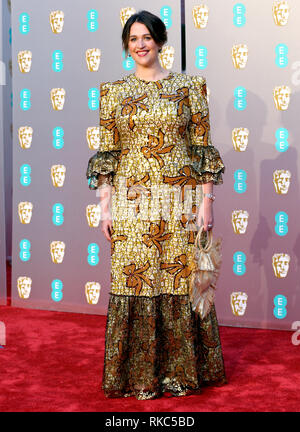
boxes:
[11,0,181,314]
[185,0,300,329]
[11,0,299,329]
[0,2,7,304]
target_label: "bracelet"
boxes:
[204,193,215,201]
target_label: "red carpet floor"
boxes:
[1,263,299,412]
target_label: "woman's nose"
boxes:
[137,38,145,48]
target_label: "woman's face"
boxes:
[128,22,161,67]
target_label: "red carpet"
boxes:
[1,262,299,412]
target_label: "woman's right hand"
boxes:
[99,184,113,242]
[101,212,112,242]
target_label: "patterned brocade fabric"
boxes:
[86,72,225,189]
[87,72,227,398]
[103,294,227,400]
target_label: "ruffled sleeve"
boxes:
[86,81,121,190]
[187,76,225,185]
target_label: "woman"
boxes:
[87,10,226,400]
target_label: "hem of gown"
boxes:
[103,378,228,400]
[102,293,227,400]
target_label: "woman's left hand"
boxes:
[197,198,214,231]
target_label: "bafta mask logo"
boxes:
[85,282,101,305]
[86,48,101,72]
[51,164,66,188]
[192,4,209,29]
[51,88,66,111]
[86,204,101,227]
[273,86,291,110]
[17,276,32,299]
[272,1,290,26]
[86,126,100,150]
[17,50,32,73]
[18,126,33,149]
[272,253,290,278]
[273,170,291,194]
[18,201,33,224]
[159,45,175,70]
[231,44,248,69]
[232,128,249,152]
[50,10,64,34]
[231,210,249,234]
[50,241,66,264]
[120,7,136,28]
[231,292,248,316]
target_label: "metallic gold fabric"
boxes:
[103,294,227,399]
[88,72,226,398]
[89,72,225,298]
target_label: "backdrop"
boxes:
[10,0,300,329]
[185,0,300,329]
[2,0,12,263]
[11,0,181,314]
[0,1,7,304]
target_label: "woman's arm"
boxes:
[99,184,112,241]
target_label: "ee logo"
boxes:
[195,46,207,70]
[87,9,98,32]
[88,243,99,266]
[234,169,247,193]
[20,164,31,186]
[20,89,31,111]
[52,50,63,72]
[122,50,135,71]
[275,128,288,152]
[19,13,30,34]
[53,127,64,149]
[234,86,247,111]
[88,88,99,110]
[160,6,172,29]
[51,279,63,302]
[52,203,64,226]
[275,211,288,236]
[19,239,31,262]
[273,295,287,319]
[233,4,246,27]
[275,44,288,68]
[233,251,246,275]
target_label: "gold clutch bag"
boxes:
[189,225,222,319]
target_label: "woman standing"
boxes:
[87,10,226,400]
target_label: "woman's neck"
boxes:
[134,63,170,82]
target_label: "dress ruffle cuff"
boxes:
[189,145,225,185]
[86,150,121,190]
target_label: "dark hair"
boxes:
[122,10,167,54]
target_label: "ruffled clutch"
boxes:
[189,225,222,319]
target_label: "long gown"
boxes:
[86,71,226,399]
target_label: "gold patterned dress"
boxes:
[86,71,226,399]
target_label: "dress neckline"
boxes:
[131,71,174,84]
